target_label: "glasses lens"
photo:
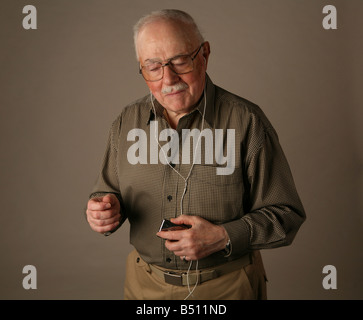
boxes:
[169,56,193,74]
[142,62,163,81]
[140,55,194,81]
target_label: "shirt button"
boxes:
[167,195,172,201]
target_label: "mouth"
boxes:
[164,89,186,97]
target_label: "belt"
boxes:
[149,254,251,286]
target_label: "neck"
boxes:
[163,109,186,129]
[163,91,206,129]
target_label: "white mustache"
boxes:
[161,82,189,94]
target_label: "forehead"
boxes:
[136,20,197,62]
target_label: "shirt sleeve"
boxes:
[90,116,121,195]
[89,115,127,225]
[222,112,306,258]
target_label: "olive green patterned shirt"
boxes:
[90,74,306,269]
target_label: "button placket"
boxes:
[161,163,179,266]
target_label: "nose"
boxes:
[162,64,180,85]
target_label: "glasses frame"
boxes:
[139,42,205,82]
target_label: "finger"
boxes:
[164,238,184,252]
[175,250,197,261]
[102,194,118,206]
[180,255,190,262]
[90,220,120,234]
[87,207,120,220]
[88,213,121,227]
[88,199,112,211]
[173,250,187,259]
[174,250,193,261]
[170,214,196,226]
[156,229,186,241]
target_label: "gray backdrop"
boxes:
[0,0,362,299]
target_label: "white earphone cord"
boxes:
[150,87,207,299]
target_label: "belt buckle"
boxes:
[164,271,184,286]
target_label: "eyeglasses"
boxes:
[139,43,204,82]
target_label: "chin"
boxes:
[163,98,192,113]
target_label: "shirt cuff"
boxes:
[222,218,251,258]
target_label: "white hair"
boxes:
[133,9,204,60]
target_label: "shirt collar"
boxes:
[147,73,215,128]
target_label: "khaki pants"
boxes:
[124,249,267,300]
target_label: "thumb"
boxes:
[171,214,195,226]
[102,194,117,206]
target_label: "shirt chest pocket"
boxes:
[186,164,244,224]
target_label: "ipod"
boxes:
[158,219,191,232]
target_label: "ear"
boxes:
[201,41,211,67]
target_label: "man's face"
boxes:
[136,20,210,115]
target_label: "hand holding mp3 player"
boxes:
[158,219,191,232]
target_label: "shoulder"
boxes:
[120,94,150,119]
[107,93,150,142]
[111,94,150,127]
[214,84,274,132]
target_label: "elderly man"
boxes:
[86,9,306,300]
